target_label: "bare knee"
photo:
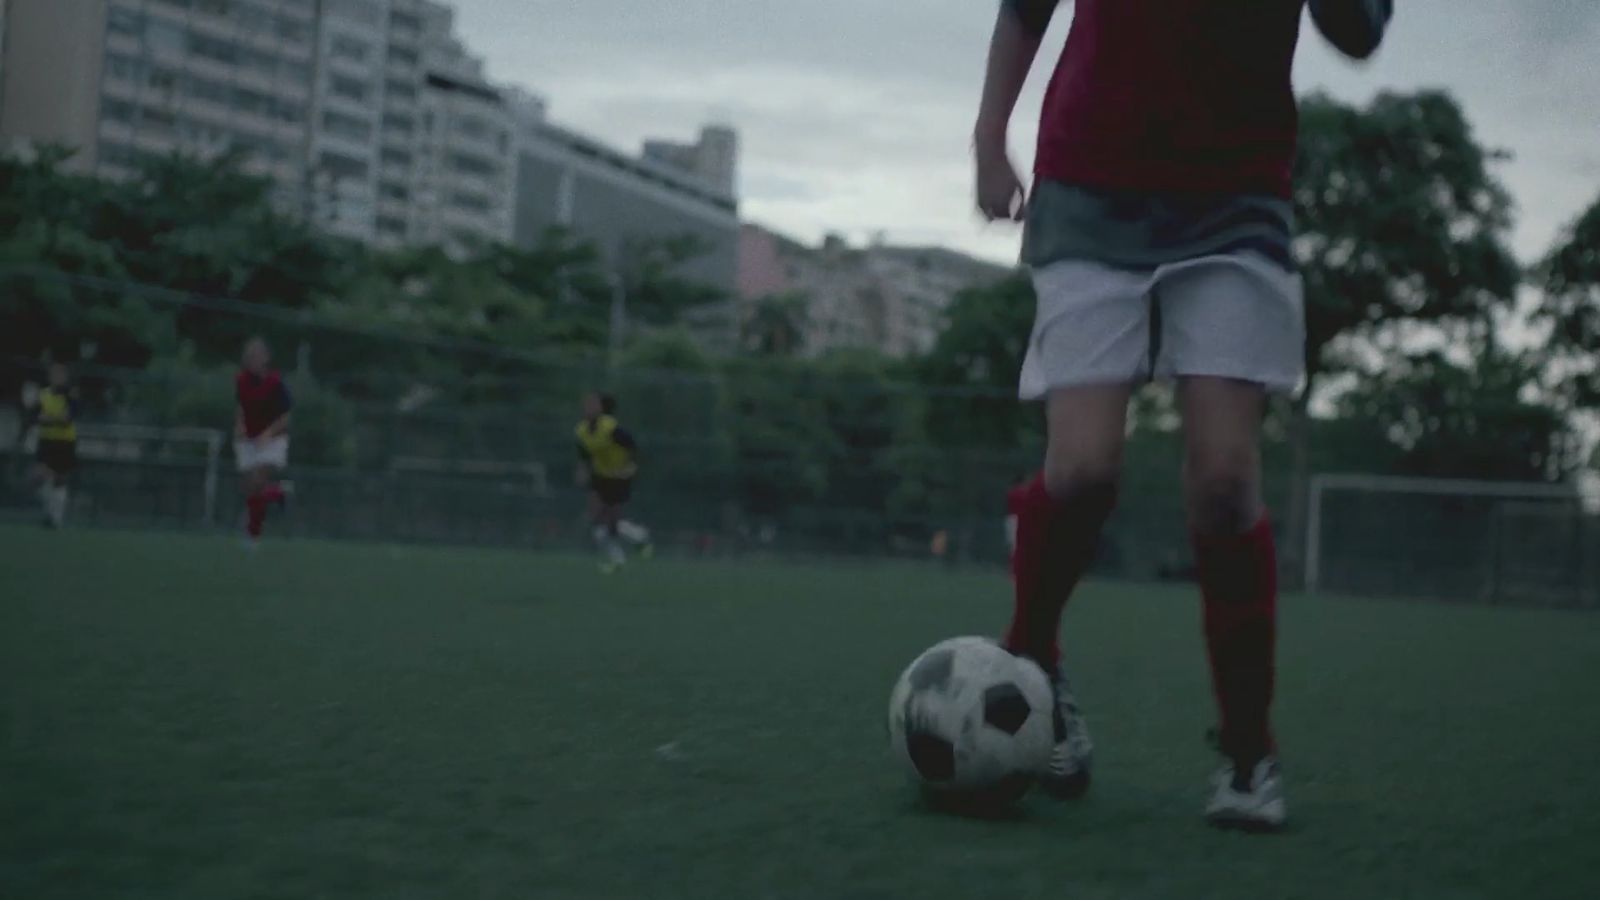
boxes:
[1187,463,1260,536]
[1041,459,1120,522]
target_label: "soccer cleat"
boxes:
[1205,755,1287,832]
[1039,669,1093,799]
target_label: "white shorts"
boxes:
[235,435,289,472]
[1018,253,1304,398]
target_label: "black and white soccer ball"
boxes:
[887,636,1055,806]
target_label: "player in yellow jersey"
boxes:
[29,363,77,528]
[575,391,652,572]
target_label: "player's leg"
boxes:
[1007,385,1130,797]
[1158,254,1301,830]
[1004,386,1130,666]
[1180,377,1284,829]
[1005,259,1152,798]
[612,481,652,556]
[45,445,73,527]
[243,465,269,542]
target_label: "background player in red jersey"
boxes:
[977,0,1390,830]
[234,337,292,548]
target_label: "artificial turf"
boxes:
[3,526,1598,899]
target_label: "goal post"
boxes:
[73,424,226,526]
[1305,474,1594,607]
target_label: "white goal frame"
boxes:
[73,424,226,525]
[1304,474,1584,594]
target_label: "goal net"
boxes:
[1306,474,1598,609]
[66,424,225,528]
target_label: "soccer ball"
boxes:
[887,636,1055,807]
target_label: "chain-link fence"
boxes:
[5,267,1596,608]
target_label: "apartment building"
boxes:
[737,226,1011,359]
[514,101,741,291]
[0,0,513,251]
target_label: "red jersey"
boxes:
[1034,0,1305,197]
[236,370,292,438]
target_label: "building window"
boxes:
[322,110,373,142]
[184,75,229,105]
[101,99,137,124]
[194,0,232,16]
[149,0,192,11]
[142,107,177,135]
[105,54,145,82]
[331,34,371,64]
[188,33,237,65]
[387,45,419,68]
[318,151,369,181]
[276,17,310,42]
[447,152,496,179]
[108,7,143,37]
[381,112,414,135]
[329,74,369,104]
[144,18,185,56]
[326,0,382,25]
[390,10,422,34]
[234,86,269,117]
[384,79,418,103]
[377,215,408,236]
[450,191,492,214]
[379,181,409,201]
[380,147,412,167]
[148,66,179,93]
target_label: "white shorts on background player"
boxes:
[1018,252,1304,398]
[235,435,289,472]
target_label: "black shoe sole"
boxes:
[1040,768,1091,800]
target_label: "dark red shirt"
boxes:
[236,370,292,438]
[1034,0,1305,197]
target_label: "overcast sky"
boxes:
[454,1,1599,265]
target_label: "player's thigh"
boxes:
[1044,384,1134,492]
[1178,376,1266,532]
[1152,253,1303,393]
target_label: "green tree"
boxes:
[1535,195,1600,411]
[913,272,1037,450]
[1335,349,1575,481]
[1283,90,1523,575]
[741,292,810,357]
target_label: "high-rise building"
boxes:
[514,105,741,291]
[0,0,513,253]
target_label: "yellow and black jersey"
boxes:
[575,414,638,480]
[34,386,77,444]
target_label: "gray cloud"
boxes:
[464,0,1600,263]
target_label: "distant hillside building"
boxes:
[738,225,1013,359]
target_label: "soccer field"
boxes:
[3,527,1598,899]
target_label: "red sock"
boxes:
[1002,473,1117,668]
[1193,516,1278,764]
[246,493,267,538]
[260,482,285,505]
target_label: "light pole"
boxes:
[605,271,626,370]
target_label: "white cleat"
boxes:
[1206,756,1287,832]
[1040,671,1093,799]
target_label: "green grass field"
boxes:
[3,526,1599,899]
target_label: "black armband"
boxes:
[1003,0,1059,39]
[1310,0,1392,61]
